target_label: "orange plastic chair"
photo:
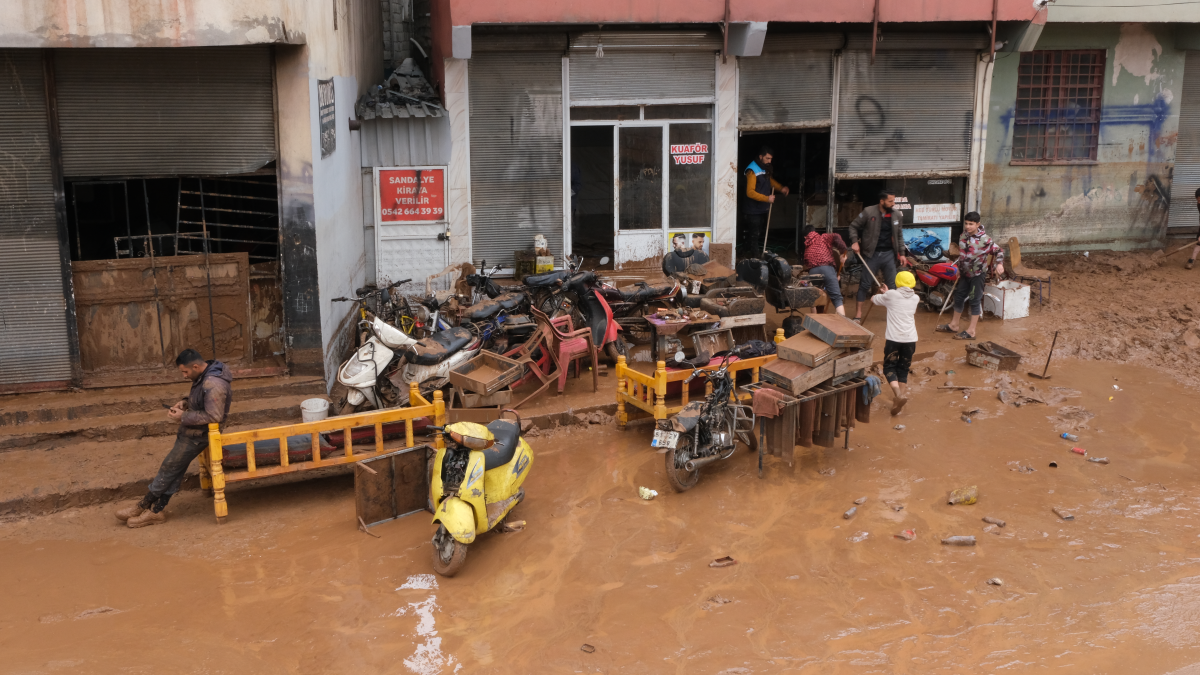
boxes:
[531,308,598,395]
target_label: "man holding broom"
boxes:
[848,190,909,323]
[741,146,789,257]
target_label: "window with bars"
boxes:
[1012,50,1106,164]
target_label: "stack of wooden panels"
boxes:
[762,314,875,395]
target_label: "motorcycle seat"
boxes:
[483,419,521,470]
[525,270,570,287]
[618,283,674,302]
[669,401,705,434]
[405,327,473,366]
[463,291,527,321]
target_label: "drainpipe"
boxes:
[967,54,996,213]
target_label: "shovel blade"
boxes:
[1027,372,1051,380]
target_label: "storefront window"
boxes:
[668,123,712,230]
[619,127,663,230]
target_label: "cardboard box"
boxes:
[833,348,874,377]
[535,256,554,274]
[802,313,875,349]
[777,330,844,367]
[760,358,834,395]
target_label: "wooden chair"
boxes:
[502,321,559,408]
[1008,236,1052,304]
[531,308,598,395]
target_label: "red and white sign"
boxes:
[670,143,708,165]
[378,167,446,222]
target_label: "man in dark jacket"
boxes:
[848,190,909,322]
[741,146,789,257]
[116,349,233,528]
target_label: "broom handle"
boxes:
[761,201,775,258]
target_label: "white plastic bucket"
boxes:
[301,398,330,423]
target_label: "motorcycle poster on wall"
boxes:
[903,226,951,262]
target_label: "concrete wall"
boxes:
[1049,4,1200,24]
[982,23,1181,252]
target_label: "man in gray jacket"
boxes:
[848,190,909,322]
[115,349,233,528]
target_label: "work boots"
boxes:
[114,502,146,522]
[126,509,167,528]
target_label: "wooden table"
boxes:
[644,313,720,361]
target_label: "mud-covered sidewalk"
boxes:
[5,251,1200,673]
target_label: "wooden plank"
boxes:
[777,330,844,367]
[760,358,834,396]
[718,313,766,328]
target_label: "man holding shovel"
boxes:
[741,146,788,257]
[849,190,908,323]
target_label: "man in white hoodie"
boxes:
[870,270,920,415]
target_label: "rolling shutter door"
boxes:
[1169,51,1200,233]
[55,47,276,177]
[0,51,73,385]
[568,32,718,103]
[738,34,840,130]
[836,49,978,177]
[469,50,564,268]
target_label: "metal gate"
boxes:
[737,33,840,131]
[0,50,74,389]
[469,45,565,269]
[836,40,981,178]
[54,47,277,178]
[1170,51,1200,234]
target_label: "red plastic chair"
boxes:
[502,321,559,408]
[531,309,598,395]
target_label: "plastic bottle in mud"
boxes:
[941,536,977,546]
[1061,432,1079,442]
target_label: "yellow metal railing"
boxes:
[615,328,785,427]
[202,382,446,523]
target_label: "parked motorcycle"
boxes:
[654,346,757,492]
[336,315,419,414]
[428,411,533,577]
[912,261,961,312]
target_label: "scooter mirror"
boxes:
[599,256,610,265]
[675,350,686,363]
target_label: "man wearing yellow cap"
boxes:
[870,270,920,415]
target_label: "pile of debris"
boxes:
[355,58,445,120]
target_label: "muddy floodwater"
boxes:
[4,354,1200,674]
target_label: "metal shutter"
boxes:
[738,40,834,130]
[835,50,978,177]
[569,52,716,103]
[55,47,276,178]
[1169,51,1200,234]
[468,51,564,268]
[0,51,73,385]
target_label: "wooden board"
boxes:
[802,313,876,349]
[760,358,834,395]
[355,444,432,528]
[777,330,844,367]
[717,313,766,328]
[833,348,874,376]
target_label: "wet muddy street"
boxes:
[5,352,1200,673]
[6,252,1200,673]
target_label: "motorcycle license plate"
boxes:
[651,430,679,449]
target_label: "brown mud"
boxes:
[5,254,1200,672]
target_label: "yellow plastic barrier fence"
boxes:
[616,328,785,428]
[202,382,446,523]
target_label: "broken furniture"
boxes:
[447,350,523,408]
[1008,236,1052,304]
[745,377,870,471]
[615,329,786,429]
[502,320,560,408]
[966,341,1023,371]
[983,279,1031,320]
[355,444,433,529]
[644,310,720,362]
[532,309,598,395]
[203,383,447,523]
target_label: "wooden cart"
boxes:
[741,377,869,477]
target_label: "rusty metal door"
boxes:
[72,253,251,385]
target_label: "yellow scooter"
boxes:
[428,410,533,577]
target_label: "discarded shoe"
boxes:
[114,502,145,522]
[126,509,166,528]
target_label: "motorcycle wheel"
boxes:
[604,337,629,364]
[431,525,469,577]
[924,244,944,261]
[664,436,700,493]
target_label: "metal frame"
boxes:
[372,165,450,289]
[1011,49,1106,165]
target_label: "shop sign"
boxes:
[893,196,912,211]
[670,143,708,165]
[378,167,446,222]
[318,79,336,158]
[912,203,962,224]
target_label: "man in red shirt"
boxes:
[802,225,848,316]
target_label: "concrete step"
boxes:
[0,393,329,453]
[0,375,326,429]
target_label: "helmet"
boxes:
[444,421,495,449]
[895,271,916,288]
